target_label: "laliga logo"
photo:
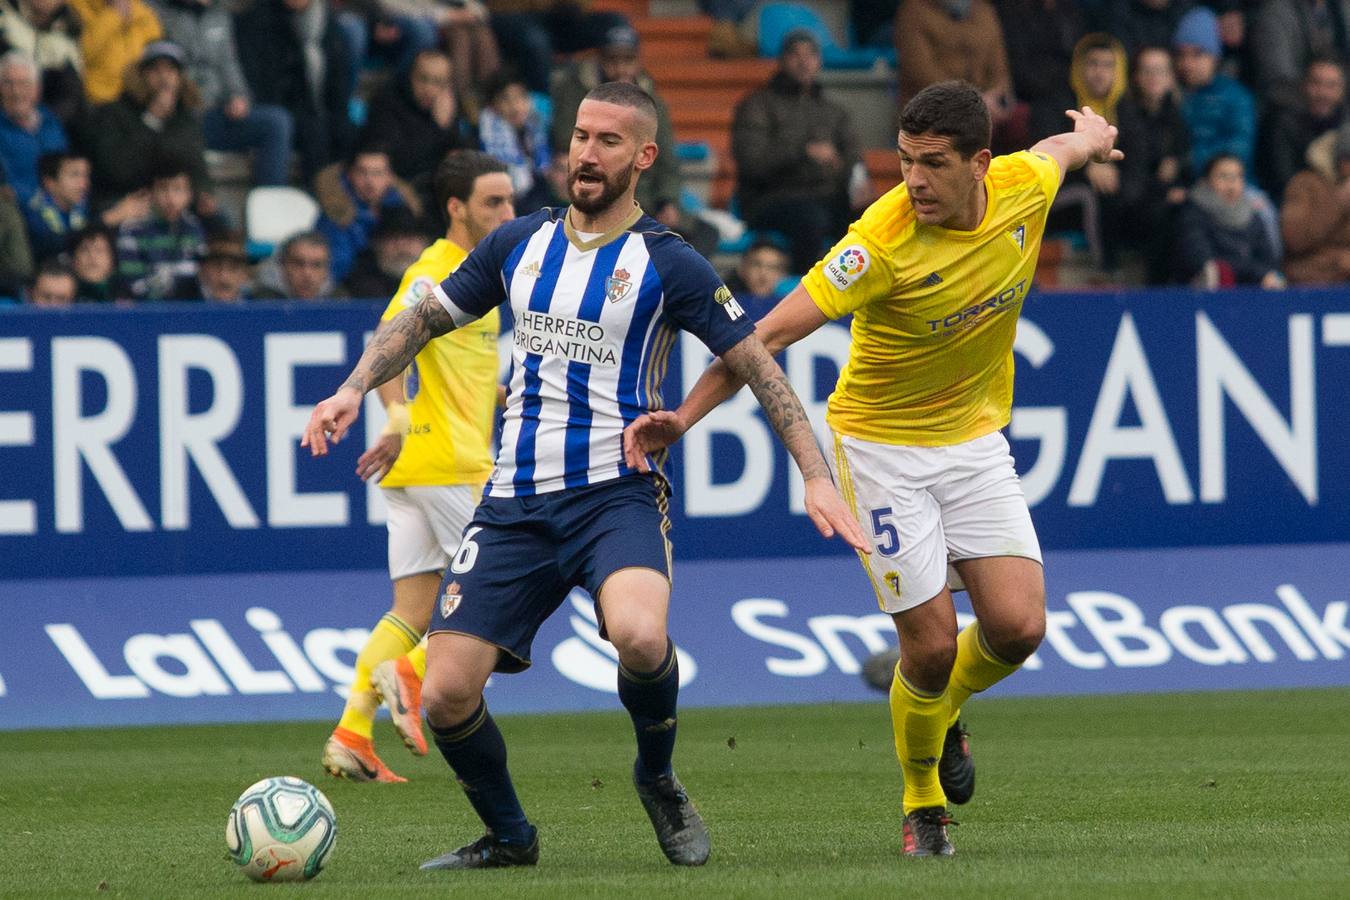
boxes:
[836,247,866,275]
[550,591,697,692]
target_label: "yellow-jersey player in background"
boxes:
[323,150,515,783]
[623,81,1123,856]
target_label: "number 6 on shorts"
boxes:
[451,526,483,574]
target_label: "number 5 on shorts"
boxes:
[451,526,482,574]
[870,507,900,556]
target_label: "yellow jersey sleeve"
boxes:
[801,186,909,319]
[1008,149,1063,206]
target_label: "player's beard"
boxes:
[568,159,634,215]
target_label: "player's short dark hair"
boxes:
[434,149,509,219]
[898,80,991,159]
[38,151,84,183]
[583,80,659,139]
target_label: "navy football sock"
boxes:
[429,700,533,845]
[618,639,679,784]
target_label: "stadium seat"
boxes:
[756,3,894,70]
[245,186,321,257]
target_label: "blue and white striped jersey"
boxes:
[433,205,753,497]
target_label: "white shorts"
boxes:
[829,430,1042,613]
[383,484,481,581]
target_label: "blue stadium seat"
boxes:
[757,3,895,70]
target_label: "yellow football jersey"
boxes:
[802,150,1062,446]
[379,238,500,487]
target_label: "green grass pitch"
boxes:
[2,688,1348,898]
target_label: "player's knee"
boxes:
[985,608,1046,664]
[608,625,669,673]
[422,674,481,729]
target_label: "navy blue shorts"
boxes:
[427,474,672,672]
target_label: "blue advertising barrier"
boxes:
[2,289,1349,728]
[1,542,1347,729]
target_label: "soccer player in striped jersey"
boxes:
[304,81,867,869]
[322,150,515,784]
[624,81,1123,858]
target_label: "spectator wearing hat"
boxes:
[549,24,681,228]
[0,50,67,203]
[1173,5,1255,173]
[67,0,163,104]
[194,229,252,301]
[149,0,293,186]
[732,28,860,273]
[895,0,1015,142]
[484,1,629,94]
[1280,121,1350,284]
[0,0,87,123]
[116,160,205,299]
[478,68,552,213]
[314,140,421,282]
[1259,55,1346,205]
[77,40,212,218]
[360,49,476,194]
[233,0,355,183]
[343,204,427,298]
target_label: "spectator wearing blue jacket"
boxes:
[0,50,66,204]
[314,142,421,283]
[23,151,88,262]
[478,69,553,213]
[1173,6,1255,173]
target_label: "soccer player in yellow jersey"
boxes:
[323,150,515,783]
[624,81,1123,856]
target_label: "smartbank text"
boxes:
[13,584,1347,706]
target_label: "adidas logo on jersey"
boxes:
[923,272,943,287]
[519,260,543,279]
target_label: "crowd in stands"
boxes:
[6,0,1350,309]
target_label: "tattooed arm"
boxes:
[302,295,458,456]
[719,332,868,550]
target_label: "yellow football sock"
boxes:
[891,669,949,814]
[947,622,1021,727]
[406,638,427,680]
[337,613,420,738]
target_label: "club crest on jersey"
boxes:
[713,284,746,321]
[606,267,632,303]
[441,581,463,617]
[1009,224,1026,252]
[825,245,869,290]
[519,260,542,279]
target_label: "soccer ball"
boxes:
[226,776,337,882]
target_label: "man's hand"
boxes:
[356,433,402,481]
[804,476,868,552]
[622,410,687,472]
[805,140,841,170]
[302,387,363,456]
[1066,106,1123,164]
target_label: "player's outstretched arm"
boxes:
[1031,105,1124,183]
[302,296,457,456]
[717,332,868,551]
[623,286,829,469]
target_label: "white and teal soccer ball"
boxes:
[226,776,337,882]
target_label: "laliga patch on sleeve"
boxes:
[714,284,746,321]
[825,245,870,290]
[402,276,437,308]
